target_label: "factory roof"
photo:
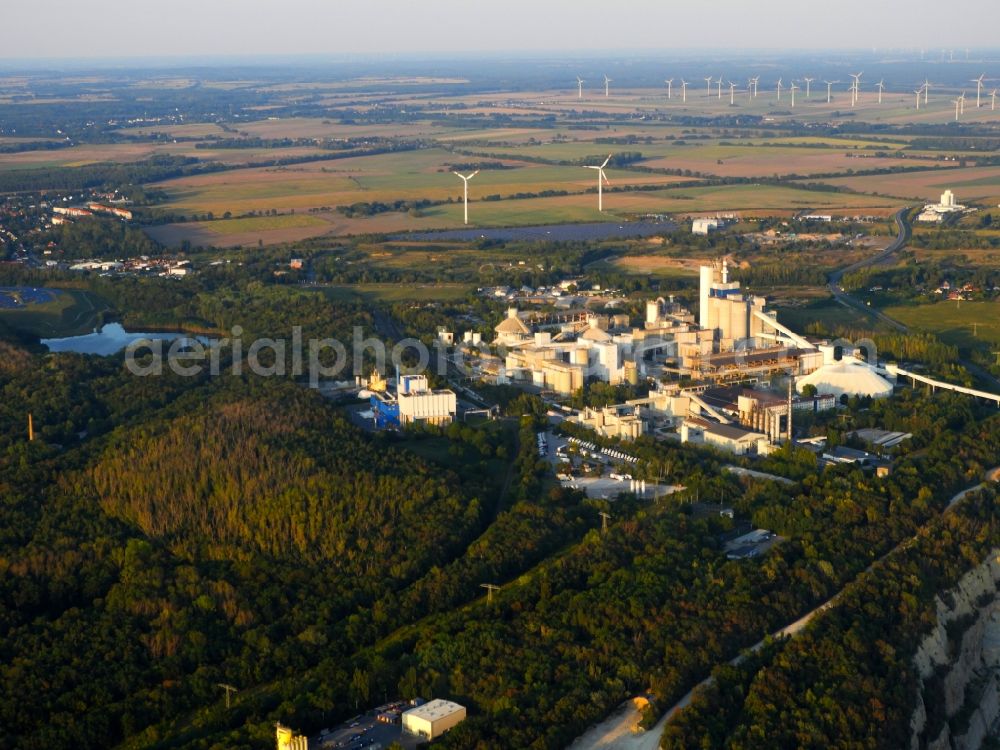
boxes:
[796,360,893,399]
[495,315,531,335]
[404,699,465,722]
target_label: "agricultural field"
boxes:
[813,165,1000,204]
[148,147,694,216]
[881,300,1000,349]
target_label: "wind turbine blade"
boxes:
[601,170,610,186]
[601,154,612,168]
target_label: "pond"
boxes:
[42,323,209,356]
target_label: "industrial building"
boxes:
[276,723,309,750]
[369,373,457,428]
[796,358,894,399]
[917,189,970,223]
[680,418,768,455]
[402,699,466,740]
[570,404,645,440]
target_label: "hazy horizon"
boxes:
[2,0,999,61]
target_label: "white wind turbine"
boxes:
[914,87,923,110]
[576,76,585,99]
[705,75,714,97]
[727,80,737,105]
[716,76,723,99]
[747,78,754,102]
[823,80,839,104]
[849,72,863,107]
[752,75,760,97]
[452,170,479,225]
[789,81,799,108]
[876,79,885,105]
[803,77,814,98]
[973,73,985,107]
[604,75,612,97]
[584,154,612,212]
[923,78,930,104]
[665,78,673,99]
[776,77,783,103]
[991,89,997,111]
[960,91,966,114]
[680,79,688,102]
[953,96,962,121]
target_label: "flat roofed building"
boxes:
[402,699,466,740]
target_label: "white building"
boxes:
[692,218,723,235]
[917,189,969,223]
[397,375,457,426]
[680,418,768,455]
[402,699,466,740]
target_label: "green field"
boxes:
[882,301,1000,349]
[201,214,327,234]
[315,283,473,303]
[0,288,113,337]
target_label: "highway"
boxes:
[827,208,1000,392]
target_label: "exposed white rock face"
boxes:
[910,551,1000,750]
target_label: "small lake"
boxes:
[42,323,209,356]
[395,220,676,243]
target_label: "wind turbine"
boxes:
[665,78,673,99]
[705,75,713,97]
[752,75,760,97]
[680,79,688,102]
[953,96,962,121]
[876,79,885,105]
[824,80,838,104]
[452,170,479,225]
[849,72,862,107]
[803,77,814,98]
[973,74,985,107]
[584,154,612,212]
[576,76,585,99]
[914,87,923,110]
[789,81,799,108]
[727,80,737,105]
[991,89,997,111]
[776,77,783,103]
[959,91,966,115]
[604,75,612,97]
[923,78,930,104]
[716,76,723,99]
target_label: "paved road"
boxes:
[827,209,1000,391]
[569,468,1000,750]
[827,208,910,333]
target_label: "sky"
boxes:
[1,0,998,60]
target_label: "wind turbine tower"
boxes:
[665,78,673,99]
[480,583,500,604]
[924,78,930,104]
[973,74,986,107]
[604,75,612,97]
[914,87,923,110]
[876,79,885,105]
[716,76,723,99]
[680,79,688,102]
[953,96,962,121]
[452,170,479,225]
[824,80,838,104]
[789,81,799,108]
[728,81,737,105]
[584,154,612,212]
[991,89,997,111]
[576,76,585,99]
[776,77,783,103]
[752,75,760,97]
[803,76,814,98]
[599,511,611,535]
[705,75,713,97]
[849,72,863,107]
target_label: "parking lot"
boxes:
[312,701,423,750]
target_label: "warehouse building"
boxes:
[402,698,466,740]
